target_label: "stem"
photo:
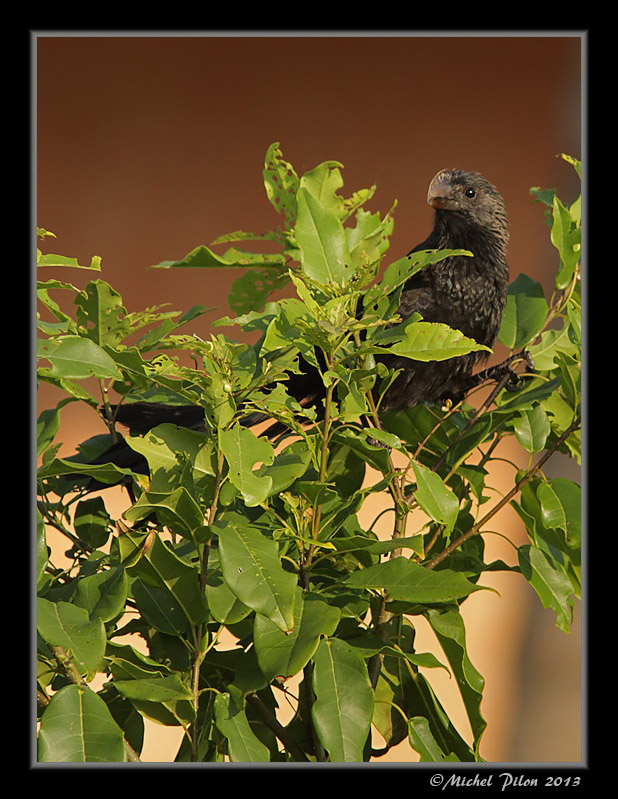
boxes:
[99,380,118,443]
[306,359,336,575]
[189,449,224,762]
[361,354,411,685]
[425,416,580,570]
[40,506,94,555]
[246,695,309,762]
[302,661,327,762]
[364,387,408,547]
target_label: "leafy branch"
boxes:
[36,146,581,762]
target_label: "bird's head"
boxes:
[427,169,509,243]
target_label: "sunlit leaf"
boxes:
[254,588,340,681]
[498,273,548,350]
[518,544,574,632]
[219,424,275,507]
[295,187,352,285]
[214,512,296,632]
[344,557,485,603]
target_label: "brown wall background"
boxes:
[36,33,583,763]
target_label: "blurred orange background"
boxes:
[36,33,583,763]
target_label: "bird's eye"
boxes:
[465,187,476,198]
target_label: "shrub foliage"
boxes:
[36,145,581,762]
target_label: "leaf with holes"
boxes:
[219,423,275,507]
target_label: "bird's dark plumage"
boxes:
[380,168,509,410]
[80,168,510,486]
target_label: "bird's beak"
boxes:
[427,171,457,210]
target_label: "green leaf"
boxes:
[518,544,574,632]
[214,692,270,763]
[406,671,476,761]
[112,674,193,704]
[124,533,207,626]
[37,336,122,380]
[226,648,270,707]
[412,461,459,534]
[37,456,136,486]
[408,716,460,762]
[498,273,549,350]
[551,195,581,290]
[494,375,561,413]
[38,684,125,762]
[376,249,472,297]
[205,548,253,625]
[528,325,578,371]
[512,404,551,453]
[73,496,111,549]
[75,280,130,347]
[227,267,290,315]
[151,244,286,270]
[382,320,491,362]
[254,588,341,681]
[559,152,581,178]
[345,634,449,674]
[344,557,486,603]
[37,598,106,675]
[107,645,194,727]
[311,637,374,762]
[299,159,346,218]
[254,448,312,497]
[345,206,393,271]
[263,141,300,227]
[219,423,275,507]
[214,512,296,632]
[131,578,190,634]
[295,187,352,285]
[135,304,212,351]
[36,509,48,586]
[73,567,128,623]
[537,478,581,548]
[124,423,215,492]
[37,251,102,270]
[37,399,74,457]
[331,534,424,559]
[425,608,486,756]
[124,486,205,541]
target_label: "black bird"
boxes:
[79,168,510,486]
[380,168,509,410]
